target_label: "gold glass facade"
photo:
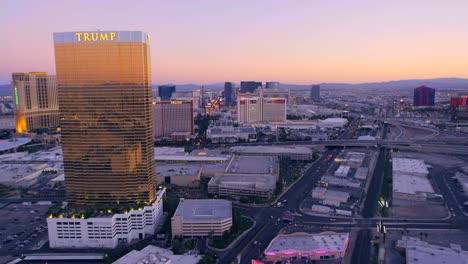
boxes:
[53,31,155,208]
[12,72,59,133]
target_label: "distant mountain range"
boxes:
[153,78,468,91]
[2,78,467,96]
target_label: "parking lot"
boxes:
[0,203,50,253]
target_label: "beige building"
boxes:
[153,101,193,138]
[156,163,201,187]
[237,96,262,123]
[237,92,287,124]
[171,199,232,238]
[12,72,59,133]
[262,98,287,122]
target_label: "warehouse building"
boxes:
[396,236,468,264]
[321,176,360,188]
[344,152,366,168]
[354,167,369,180]
[156,163,202,187]
[263,232,349,262]
[393,174,435,201]
[392,158,429,177]
[171,199,232,238]
[392,158,434,201]
[334,165,350,178]
[226,155,279,180]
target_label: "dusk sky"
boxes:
[2,0,468,85]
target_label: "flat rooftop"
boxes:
[0,146,63,163]
[265,232,349,254]
[114,245,201,264]
[227,155,278,175]
[173,199,232,222]
[392,158,429,176]
[397,236,468,264]
[156,163,202,177]
[0,137,32,152]
[393,173,434,195]
[230,146,312,155]
[209,173,276,191]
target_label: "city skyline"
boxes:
[3,0,468,85]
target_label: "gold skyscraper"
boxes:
[53,31,155,208]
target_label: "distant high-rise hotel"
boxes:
[450,96,467,108]
[311,84,320,102]
[153,100,193,139]
[237,91,287,123]
[224,82,233,106]
[240,81,262,93]
[11,72,59,133]
[48,30,164,249]
[413,86,435,106]
[158,85,176,101]
[265,82,280,89]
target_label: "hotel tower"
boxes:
[12,72,59,133]
[48,31,164,249]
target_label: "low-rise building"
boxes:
[114,245,202,264]
[335,209,352,216]
[0,162,48,188]
[208,173,276,198]
[311,204,332,214]
[354,167,369,180]
[392,158,429,177]
[318,118,348,128]
[206,126,257,143]
[334,165,350,178]
[156,163,202,187]
[263,232,349,262]
[393,174,434,201]
[311,187,350,203]
[345,152,366,168]
[392,157,434,201]
[321,176,360,188]
[229,146,313,161]
[207,155,279,199]
[47,188,166,249]
[226,155,279,180]
[322,199,341,207]
[396,236,468,264]
[171,199,232,238]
